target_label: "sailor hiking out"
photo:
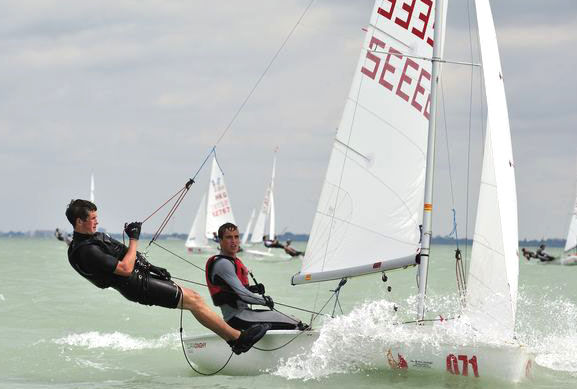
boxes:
[65,199,267,355]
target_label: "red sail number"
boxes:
[446,354,479,377]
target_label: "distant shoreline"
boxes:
[1,230,567,247]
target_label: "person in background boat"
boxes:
[206,223,306,331]
[535,244,555,262]
[55,228,72,246]
[283,240,304,257]
[65,199,267,355]
[212,232,219,243]
[521,247,537,261]
[263,234,284,249]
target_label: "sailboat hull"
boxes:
[183,326,533,382]
[560,254,577,265]
[183,330,318,375]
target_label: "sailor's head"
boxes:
[218,222,239,256]
[66,199,98,234]
[539,244,545,249]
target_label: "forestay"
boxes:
[464,0,519,340]
[293,0,441,284]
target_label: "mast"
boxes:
[417,0,446,321]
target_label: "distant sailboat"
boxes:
[184,0,532,381]
[90,173,95,203]
[245,149,286,258]
[561,178,577,265]
[241,209,256,247]
[185,157,236,253]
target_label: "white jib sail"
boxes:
[293,0,439,284]
[464,0,519,340]
[185,193,209,249]
[205,157,236,239]
[241,209,256,246]
[564,179,577,252]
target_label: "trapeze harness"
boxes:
[205,255,300,330]
[205,255,250,308]
[68,232,181,308]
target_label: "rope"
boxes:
[177,287,234,376]
[138,0,318,258]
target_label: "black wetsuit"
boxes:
[68,232,181,308]
[263,240,284,249]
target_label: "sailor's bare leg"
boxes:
[179,287,240,341]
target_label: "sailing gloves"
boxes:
[124,222,142,240]
[149,264,171,281]
[248,283,265,295]
[263,295,274,310]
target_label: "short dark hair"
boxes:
[66,199,97,226]
[218,222,238,239]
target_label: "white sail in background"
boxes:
[564,179,577,252]
[293,1,442,284]
[205,157,236,239]
[241,209,256,246]
[90,173,95,203]
[250,151,277,244]
[464,0,519,340]
[185,193,209,249]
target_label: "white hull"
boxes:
[184,330,317,375]
[183,327,533,382]
[560,254,577,265]
[244,248,292,260]
[186,246,216,254]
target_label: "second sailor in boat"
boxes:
[283,240,304,257]
[206,223,305,330]
[535,244,555,262]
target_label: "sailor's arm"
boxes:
[114,221,141,277]
[113,239,138,276]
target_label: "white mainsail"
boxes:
[205,157,236,239]
[464,0,519,340]
[250,152,277,243]
[185,157,235,250]
[564,179,577,253]
[185,193,209,249]
[293,0,441,284]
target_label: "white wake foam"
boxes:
[53,331,180,351]
[275,291,577,380]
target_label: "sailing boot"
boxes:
[228,323,271,355]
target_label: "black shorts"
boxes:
[114,272,182,309]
